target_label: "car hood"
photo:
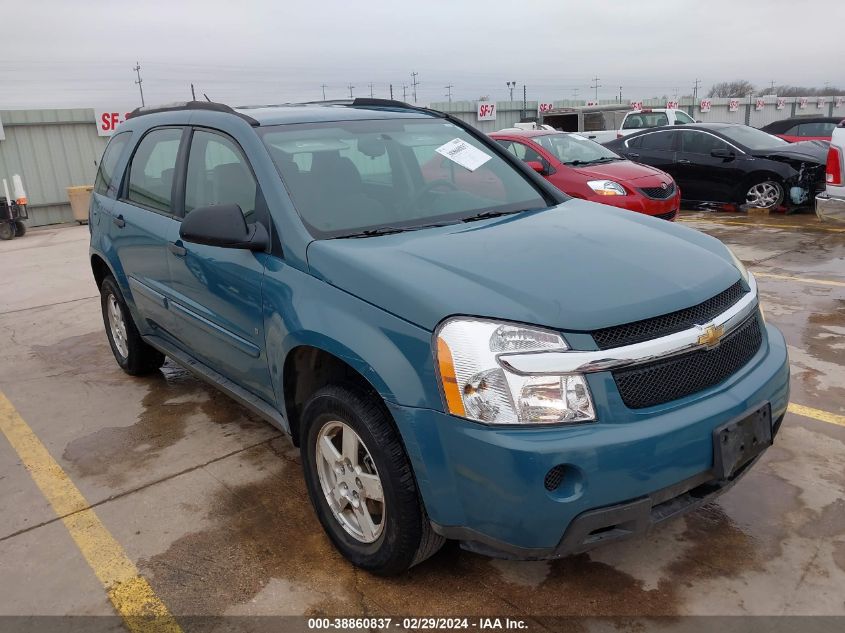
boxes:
[750,140,828,163]
[306,199,741,333]
[571,160,670,183]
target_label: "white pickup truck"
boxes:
[615,108,696,139]
[539,106,695,144]
[816,121,845,222]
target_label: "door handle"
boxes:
[627,153,640,159]
[678,159,691,164]
[168,242,187,257]
[113,214,125,228]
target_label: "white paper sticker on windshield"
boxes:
[434,138,492,172]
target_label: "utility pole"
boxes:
[321,84,327,100]
[619,86,622,103]
[368,82,374,98]
[522,84,527,119]
[133,62,145,107]
[190,83,196,101]
[389,84,394,100]
[445,83,453,103]
[506,81,516,101]
[590,76,601,102]
[693,78,701,100]
[402,84,408,101]
[347,83,354,98]
[411,72,419,103]
[769,80,776,93]
[571,87,579,101]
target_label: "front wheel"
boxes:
[301,384,444,575]
[0,222,14,240]
[14,221,26,237]
[744,179,784,209]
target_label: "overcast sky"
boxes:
[2,0,843,109]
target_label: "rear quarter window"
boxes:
[94,132,132,197]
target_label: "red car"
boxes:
[760,116,843,143]
[489,130,680,220]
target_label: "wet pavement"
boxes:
[0,214,844,627]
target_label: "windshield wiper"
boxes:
[338,223,449,239]
[564,156,619,166]
[461,209,525,223]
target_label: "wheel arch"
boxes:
[282,344,393,447]
[90,253,112,289]
[734,169,788,203]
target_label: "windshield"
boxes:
[533,133,621,165]
[719,125,789,150]
[622,111,669,129]
[674,110,695,124]
[260,118,550,238]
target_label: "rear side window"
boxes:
[639,131,676,151]
[674,110,695,124]
[184,130,258,219]
[94,132,131,197]
[680,131,730,154]
[798,122,836,137]
[127,128,183,213]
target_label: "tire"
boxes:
[14,221,26,237]
[99,275,165,375]
[301,384,445,575]
[744,178,784,209]
[0,222,14,240]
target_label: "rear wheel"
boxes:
[14,221,26,237]
[0,222,14,240]
[744,179,784,209]
[301,384,444,575]
[100,276,165,375]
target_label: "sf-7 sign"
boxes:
[477,102,497,121]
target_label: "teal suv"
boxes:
[89,99,790,575]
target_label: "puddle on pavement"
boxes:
[61,362,267,487]
[138,438,789,619]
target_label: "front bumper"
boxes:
[388,323,789,558]
[588,190,680,219]
[816,192,845,223]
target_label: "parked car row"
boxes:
[91,98,789,575]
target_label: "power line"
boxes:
[411,71,419,103]
[445,83,453,103]
[133,61,145,107]
[590,76,600,102]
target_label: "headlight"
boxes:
[726,247,749,284]
[434,318,596,425]
[587,180,627,196]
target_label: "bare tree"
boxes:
[707,80,755,98]
[768,85,844,96]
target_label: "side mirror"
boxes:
[710,148,735,160]
[525,160,546,174]
[180,204,268,251]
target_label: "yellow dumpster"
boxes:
[67,185,94,224]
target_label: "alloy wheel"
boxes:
[315,420,385,543]
[745,181,783,209]
[106,294,129,359]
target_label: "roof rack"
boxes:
[126,101,260,126]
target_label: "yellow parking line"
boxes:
[0,391,182,633]
[754,272,845,287]
[679,218,845,233]
[788,403,845,428]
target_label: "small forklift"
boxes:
[1,174,28,240]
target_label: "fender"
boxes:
[262,257,442,413]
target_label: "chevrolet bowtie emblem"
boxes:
[697,324,725,349]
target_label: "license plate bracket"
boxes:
[712,404,772,480]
